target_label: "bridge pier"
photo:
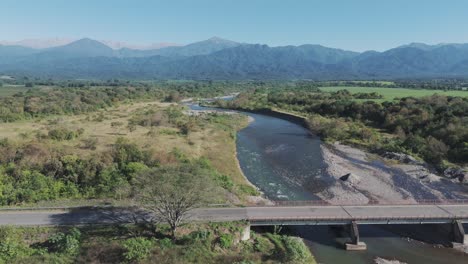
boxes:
[451,220,467,248]
[345,221,367,250]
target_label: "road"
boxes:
[1,204,468,226]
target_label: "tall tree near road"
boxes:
[135,164,218,239]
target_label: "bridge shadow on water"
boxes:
[255,223,468,251]
[256,223,468,264]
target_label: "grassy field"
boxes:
[320,86,468,101]
[0,85,29,96]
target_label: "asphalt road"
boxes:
[1,204,468,226]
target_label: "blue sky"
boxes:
[1,0,467,51]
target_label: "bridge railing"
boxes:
[248,214,468,223]
[253,199,468,207]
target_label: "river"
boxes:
[189,103,467,264]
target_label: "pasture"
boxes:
[320,86,468,101]
[0,85,28,96]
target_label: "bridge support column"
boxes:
[241,224,251,241]
[345,221,367,251]
[451,220,467,248]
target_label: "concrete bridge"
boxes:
[193,204,468,250]
[1,203,467,250]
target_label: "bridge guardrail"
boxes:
[251,199,468,207]
[247,214,468,223]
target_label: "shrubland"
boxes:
[0,223,315,264]
[0,87,253,206]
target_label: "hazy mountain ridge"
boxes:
[1,37,468,79]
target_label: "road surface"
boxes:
[1,204,468,226]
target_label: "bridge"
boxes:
[1,203,467,250]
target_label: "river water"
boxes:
[190,103,467,264]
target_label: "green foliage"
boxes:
[122,237,154,261]
[112,137,146,168]
[0,227,45,262]
[218,233,234,249]
[265,234,313,263]
[158,238,174,250]
[253,235,274,253]
[47,127,84,141]
[180,229,213,246]
[239,184,258,196]
[281,236,313,263]
[214,174,234,191]
[0,224,315,264]
[48,228,81,255]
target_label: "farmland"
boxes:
[320,86,468,101]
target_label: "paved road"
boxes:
[1,204,468,226]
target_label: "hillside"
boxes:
[1,38,468,79]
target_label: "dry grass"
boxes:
[0,100,252,203]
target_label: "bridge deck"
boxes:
[0,204,467,226]
[193,204,468,225]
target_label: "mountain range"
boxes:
[1,37,468,80]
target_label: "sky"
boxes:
[1,0,468,51]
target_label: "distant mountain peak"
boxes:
[66,38,109,47]
[203,36,238,44]
[0,38,75,49]
[398,42,458,51]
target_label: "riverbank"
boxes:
[319,142,468,204]
[248,108,468,204]
[184,104,271,205]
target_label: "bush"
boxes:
[48,228,82,255]
[253,235,273,253]
[123,237,154,261]
[214,174,234,191]
[48,127,83,141]
[281,236,312,263]
[0,227,39,262]
[158,238,173,250]
[218,233,234,249]
[81,137,98,150]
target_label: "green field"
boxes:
[0,85,28,96]
[320,86,468,101]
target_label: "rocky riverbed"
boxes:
[318,142,468,204]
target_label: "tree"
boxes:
[135,164,218,239]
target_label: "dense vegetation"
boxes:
[217,89,468,170]
[0,223,315,263]
[0,81,245,123]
